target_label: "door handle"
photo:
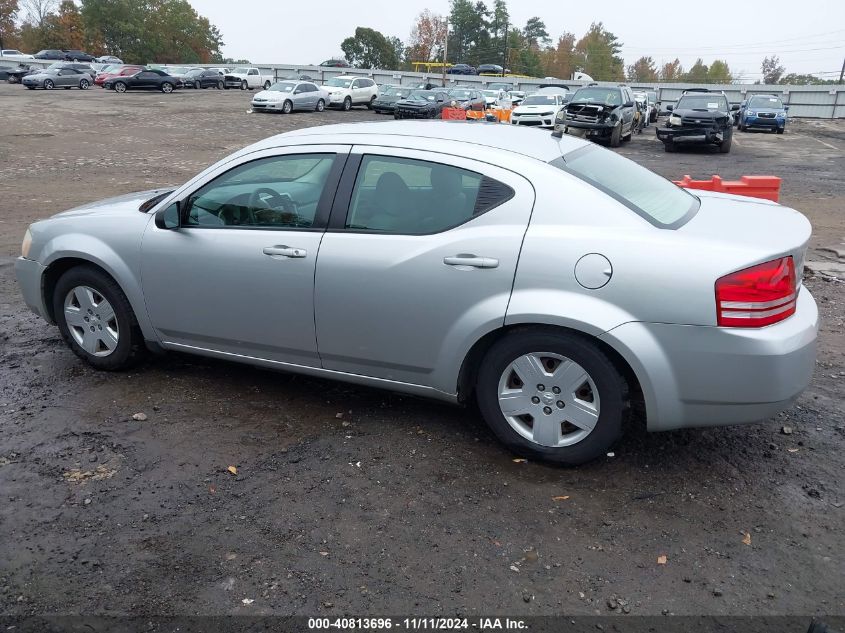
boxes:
[443,254,499,269]
[263,245,306,258]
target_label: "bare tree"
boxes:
[20,0,56,26]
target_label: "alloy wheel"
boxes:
[497,352,600,448]
[63,286,119,357]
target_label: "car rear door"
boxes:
[313,147,534,392]
[141,146,349,366]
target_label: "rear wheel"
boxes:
[79,78,89,90]
[475,330,626,465]
[53,266,146,371]
[366,95,376,109]
[114,81,127,93]
[315,99,325,112]
[161,82,173,94]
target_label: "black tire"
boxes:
[282,99,293,114]
[240,80,247,90]
[195,80,201,89]
[44,79,54,90]
[316,98,325,112]
[776,127,784,135]
[217,80,224,90]
[343,96,352,111]
[664,141,676,152]
[719,134,732,153]
[739,122,746,132]
[609,122,621,147]
[114,81,127,93]
[366,95,376,109]
[26,85,34,90]
[79,78,90,90]
[161,82,173,94]
[53,265,146,371]
[622,122,633,141]
[263,81,271,90]
[475,329,627,465]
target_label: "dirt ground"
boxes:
[0,85,843,618]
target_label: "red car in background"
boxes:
[94,65,144,87]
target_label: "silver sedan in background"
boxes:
[22,67,92,90]
[250,81,330,113]
[14,122,818,465]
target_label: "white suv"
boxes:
[323,76,378,110]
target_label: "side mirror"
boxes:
[666,104,673,111]
[624,101,634,108]
[155,201,180,230]
[731,104,740,111]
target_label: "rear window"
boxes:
[552,145,699,228]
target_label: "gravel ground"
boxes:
[0,85,843,618]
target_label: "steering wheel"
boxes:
[247,187,301,225]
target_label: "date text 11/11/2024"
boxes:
[307,618,528,630]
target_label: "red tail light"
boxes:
[715,256,796,327]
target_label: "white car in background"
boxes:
[1,49,34,61]
[322,76,379,110]
[511,92,568,129]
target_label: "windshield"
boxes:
[554,145,698,227]
[408,90,436,101]
[748,95,783,109]
[325,78,352,88]
[571,87,622,106]
[488,83,512,91]
[449,89,473,99]
[269,82,295,92]
[382,87,410,97]
[677,95,728,110]
[522,95,557,105]
[232,67,249,74]
[481,90,499,97]
[186,69,203,76]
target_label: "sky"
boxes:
[189,0,845,80]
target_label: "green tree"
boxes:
[0,0,18,49]
[574,22,624,81]
[540,32,576,79]
[522,16,549,49]
[707,59,732,83]
[779,73,835,85]
[761,55,785,84]
[341,26,398,69]
[447,0,488,65]
[684,58,709,82]
[627,56,658,82]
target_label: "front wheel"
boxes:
[263,81,271,90]
[53,266,146,371]
[282,99,293,114]
[475,330,626,465]
[609,122,621,147]
[719,135,732,153]
[776,127,784,135]
[217,80,224,90]
[195,80,201,89]
[240,80,248,90]
[79,79,89,90]
[663,140,676,152]
[366,95,376,110]
[161,82,173,94]
[44,79,54,90]
[315,98,325,112]
[343,96,352,111]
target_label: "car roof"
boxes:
[250,121,588,162]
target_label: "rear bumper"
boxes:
[14,256,48,321]
[657,126,725,144]
[600,287,818,431]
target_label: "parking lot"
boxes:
[0,85,843,617]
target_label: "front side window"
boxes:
[346,155,513,234]
[183,154,336,229]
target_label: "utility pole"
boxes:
[502,18,508,77]
[839,56,845,84]
[441,20,448,87]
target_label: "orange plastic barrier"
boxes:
[673,175,781,202]
[441,107,467,121]
[464,109,512,122]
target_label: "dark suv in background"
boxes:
[656,88,738,153]
[553,84,636,147]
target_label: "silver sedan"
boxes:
[14,122,818,465]
[22,67,92,90]
[251,81,330,113]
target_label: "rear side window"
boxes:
[346,155,514,234]
[553,145,698,228]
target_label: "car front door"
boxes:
[292,83,309,109]
[56,69,74,86]
[140,146,349,366]
[314,147,534,392]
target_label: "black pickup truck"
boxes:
[656,89,739,153]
